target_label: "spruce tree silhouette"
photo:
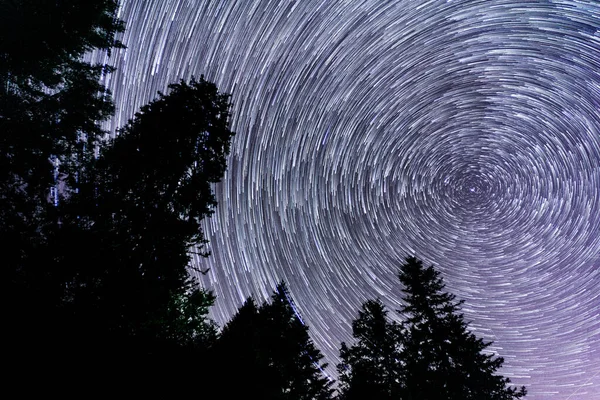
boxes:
[213,283,334,400]
[212,298,272,397]
[398,256,527,400]
[0,0,123,212]
[1,0,124,369]
[337,299,404,400]
[2,0,233,384]
[55,76,234,361]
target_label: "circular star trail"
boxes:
[100,1,600,398]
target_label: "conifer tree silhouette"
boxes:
[398,257,527,400]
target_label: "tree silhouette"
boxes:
[94,76,233,244]
[0,0,123,84]
[212,297,274,397]
[213,283,334,400]
[2,0,125,366]
[337,299,404,400]
[0,0,123,210]
[398,256,527,400]
[51,76,234,358]
[260,283,334,399]
[2,1,236,382]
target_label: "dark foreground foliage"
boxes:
[208,283,334,399]
[3,2,526,398]
[337,257,527,400]
[2,0,232,374]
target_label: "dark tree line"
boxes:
[337,257,527,400]
[2,0,232,371]
[1,0,126,364]
[209,283,334,399]
[3,1,527,397]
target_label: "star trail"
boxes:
[99,1,600,398]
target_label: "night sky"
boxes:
[98,1,599,398]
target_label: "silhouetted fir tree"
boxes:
[337,299,404,400]
[1,0,124,364]
[213,283,334,400]
[259,282,334,400]
[398,256,527,400]
[211,298,272,397]
[0,0,123,211]
[53,76,234,359]
[93,76,233,247]
[0,1,124,85]
[2,0,230,381]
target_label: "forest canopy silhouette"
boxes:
[2,1,526,398]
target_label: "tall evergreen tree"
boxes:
[260,283,334,400]
[398,256,527,400]
[0,0,124,212]
[213,283,334,400]
[52,76,234,357]
[337,299,404,400]
[2,1,229,377]
[212,298,274,397]
[2,0,125,364]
